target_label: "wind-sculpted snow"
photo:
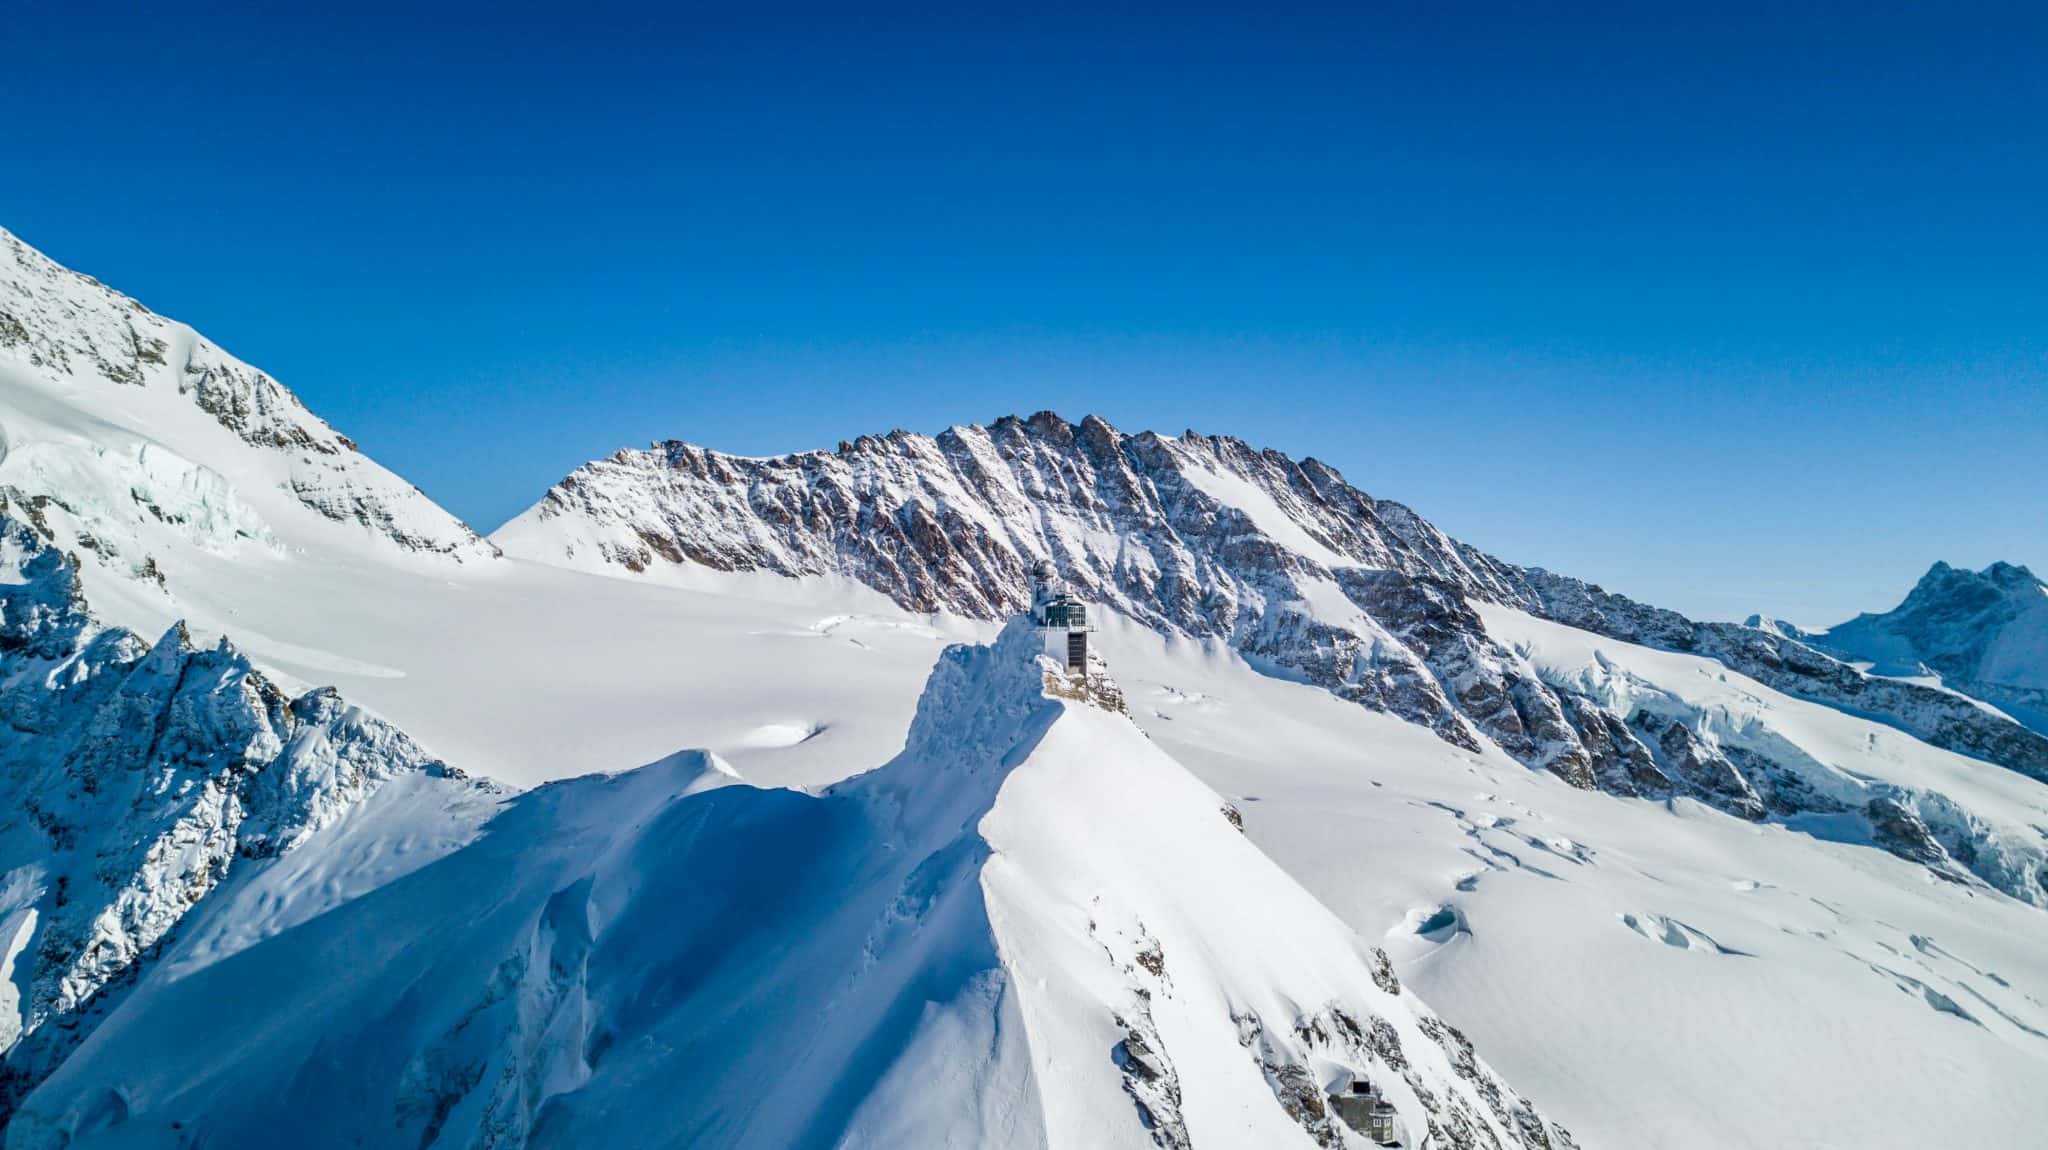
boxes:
[500,411,2048,901]
[8,620,1571,1149]
[0,513,476,1116]
[0,227,495,573]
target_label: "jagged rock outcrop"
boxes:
[0,512,478,1115]
[1554,692,1673,797]
[1113,1006,1191,1149]
[1864,797,1972,886]
[497,412,2048,906]
[1628,713,1767,821]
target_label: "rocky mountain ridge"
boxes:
[497,412,2048,905]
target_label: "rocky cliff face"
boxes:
[0,508,486,1115]
[497,412,2048,905]
[0,226,497,569]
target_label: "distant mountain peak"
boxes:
[1806,558,2048,729]
[1894,559,2045,621]
[1910,558,2041,592]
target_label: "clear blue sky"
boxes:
[6,2,2044,625]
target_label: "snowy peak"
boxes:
[0,225,496,617]
[1898,560,2045,623]
[495,408,1522,615]
[492,410,1538,763]
[1801,560,2048,732]
[0,227,342,458]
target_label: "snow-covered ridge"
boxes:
[0,223,2041,1147]
[0,510,492,1117]
[1507,565,2048,782]
[0,226,497,599]
[496,413,1525,609]
[9,619,1572,1149]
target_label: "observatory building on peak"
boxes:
[1029,560,1091,672]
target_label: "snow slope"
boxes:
[1097,611,2048,1148]
[0,229,983,790]
[8,622,1571,1150]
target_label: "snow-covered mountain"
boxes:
[497,416,2048,904]
[0,226,496,623]
[1765,561,2048,735]
[3,225,2047,1148]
